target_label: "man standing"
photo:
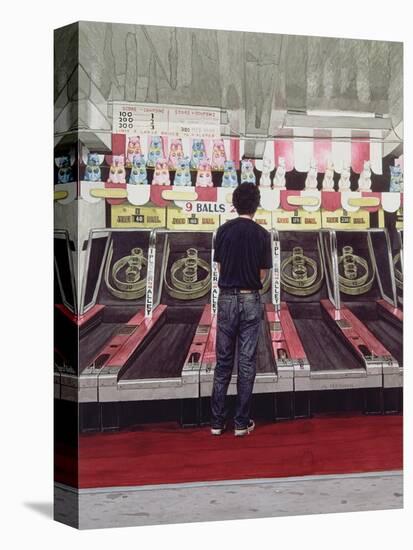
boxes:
[211,182,272,437]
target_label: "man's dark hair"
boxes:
[232,183,261,215]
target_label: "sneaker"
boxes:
[234,419,255,437]
[210,425,226,436]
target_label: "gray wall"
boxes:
[54,22,403,139]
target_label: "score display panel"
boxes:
[107,197,396,232]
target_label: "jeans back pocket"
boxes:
[242,296,261,322]
[217,297,232,322]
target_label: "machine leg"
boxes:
[274,392,295,421]
[363,388,384,415]
[383,388,403,414]
[100,402,120,431]
[78,403,122,432]
[79,402,101,433]
[272,393,277,421]
[293,391,312,419]
[180,398,201,428]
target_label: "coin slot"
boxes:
[358,344,372,358]
[277,348,288,359]
[93,354,111,368]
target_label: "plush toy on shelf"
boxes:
[357,160,372,191]
[222,160,238,188]
[305,159,318,190]
[338,164,351,191]
[83,153,104,182]
[389,164,403,193]
[174,157,191,186]
[241,159,256,184]
[190,139,207,169]
[128,154,148,185]
[152,159,170,185]
[259,157,273,188]
[168,138,185,170]
[108,155,126,184]
[147,136,164,167]
[126,136,142,167]
[211,139,226,170]
[273,157,286,189]
[55,154,75,184]
[196,161,213,187]
[322,160,335,191]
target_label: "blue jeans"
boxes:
[211,290,262,429]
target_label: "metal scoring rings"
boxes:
[164,247,211,300]
[338,245,374,295]
[165,247,211,300]
[393,252,403,303]
[393,252,403,290]
[105,245,147,300]
[281,246,323,296]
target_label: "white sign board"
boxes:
[112,102,221,139]
[211,244,220,316]
[272,236,281,309]
[145,240,156,318]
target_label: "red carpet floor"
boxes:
[70,414,403,489]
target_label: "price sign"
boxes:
[169,107,220,138]
[112,102,221,138]
[321,208,370,229]
[110,205,166,229]
[167,207,220,231]
[114,104,168,135]
[273,208,321,229]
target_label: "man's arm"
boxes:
[259,231,273,282]
[213,229,222,266]
[259,230,272,284]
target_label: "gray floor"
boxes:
[54,470,403,530]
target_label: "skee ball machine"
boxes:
[56,229,164,428]
[275,228,399,416]
[54,147,79,401]
[390,228,403,311]
[332,229,402,412]
[77,228,213,429]
[110,229,213,427]
[54,229,78,399]
[276,229,357,417]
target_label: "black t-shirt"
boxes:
[213,217,272,290]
